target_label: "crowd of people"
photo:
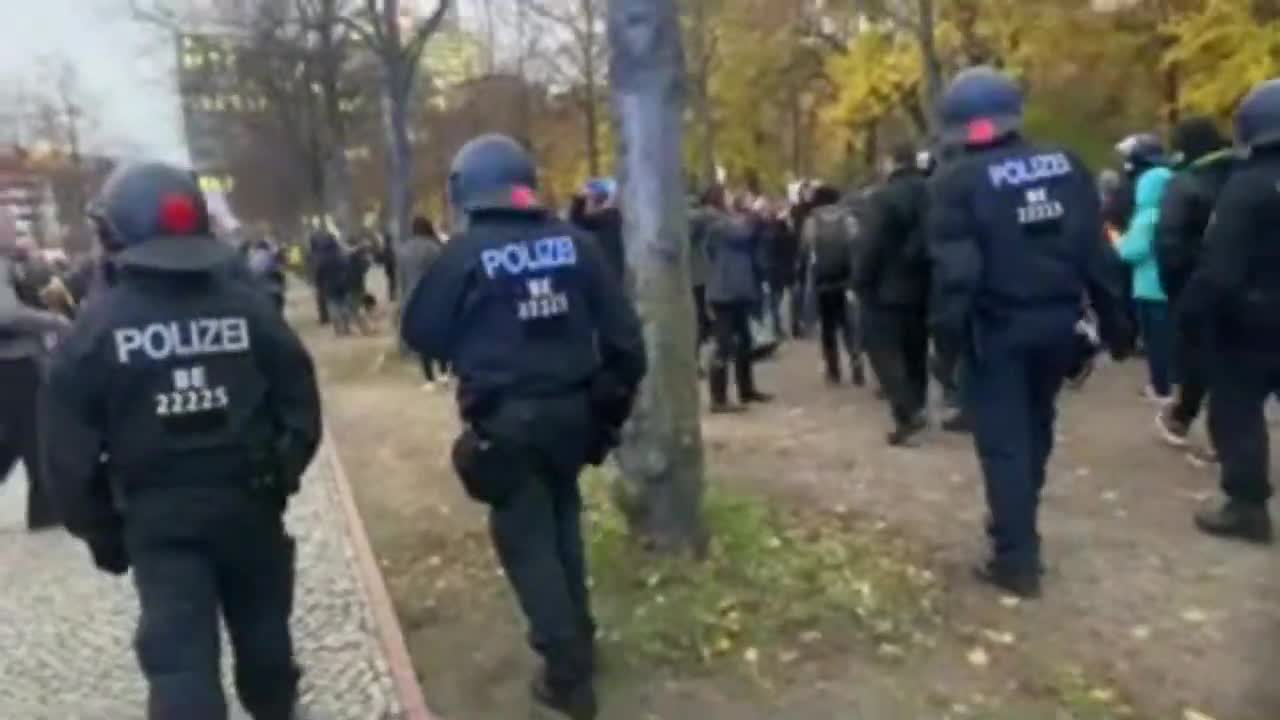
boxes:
[4,61,1280,720]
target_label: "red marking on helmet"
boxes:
[967,118,998,145]
[159,193,200,234]
[511,186,537,208]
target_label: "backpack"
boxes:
[809,206,860,282]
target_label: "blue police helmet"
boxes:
[89,162,235,272]
[939,66,1024,148]
[1235,78,1280,151]
[448,134,541,214]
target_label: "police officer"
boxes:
[41,162,322,720]
[929,67,1132,598]
[401,134,646,719]
[1183,78,1280,543]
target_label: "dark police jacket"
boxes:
[857,167,931,308]
[41,266,322,543]
[1183,148,1280,353]
[928,137,1128,351]
[1155,149,1235,303]
[400,209,646,423]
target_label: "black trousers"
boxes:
[932,335,964,409]
[1169,309,1210,427]
[864,305,929,427]
[816,289,859,380]
[693,285,712,348]
[0,357,56,528]
[708,301,757,404]
[125,491,299,720]
[420,357,450,382]
[1209,351,1280,505]
[478,396,596,692]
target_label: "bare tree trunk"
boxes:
[583,0,602,177]
[384,79,414,247]
[916,0,944,133]
[608,0,707,554]
[689,0,716,187]
[585,83,601,177]
[380,0,415,249]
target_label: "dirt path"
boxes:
[303,299,1278,720]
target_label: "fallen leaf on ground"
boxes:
[877,642,904,659]
[800,630,822,644]
[778,650,800,664]
[1089,688,1116,702]
[981,629,1016,645]
[1181,608,1208,623]
[1130,625,1151,640]
[966,646,990,668]
[1183,710,1216,720]
[998,595,1021,609]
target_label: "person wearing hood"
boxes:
[396,216,448,387]
[1154,117,1236,454]
[571,178,624,282]
[858,143,931,446]
[0,207,69,530]
[802,185,865,386]
[1118,162,1176,402]
[1180,79,1280,543]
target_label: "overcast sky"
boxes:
[0,0,188,164]
[0,1,489,166]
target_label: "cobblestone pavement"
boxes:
[0,448,406,720]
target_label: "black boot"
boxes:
[1194,500,1273,544]
[973,560,1042,599]
[531,676,598,720]
[887,414,928,447]
[737,359,772,404]
[850,359,867,387]
[708,364,739,413]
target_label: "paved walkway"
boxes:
[0,446,407,720]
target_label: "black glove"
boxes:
[588,371,637,430]
[87,534,130,576]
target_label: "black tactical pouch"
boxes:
[451,426,524,507]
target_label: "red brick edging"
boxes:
[325,436,440,720]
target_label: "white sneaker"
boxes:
[1154,407,1190,448]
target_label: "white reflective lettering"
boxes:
[480,236,579,278]
[114,316,254,364]
[114,328,143,364]
[143,325,172,360]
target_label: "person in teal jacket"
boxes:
[1119,165,1175,400]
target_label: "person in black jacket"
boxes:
[930,68,1132,597]
[858,144,932,446]
[1182,79,1280,544]
[704,185,773,411]
[1154,117,1235,454]
[402,135,646,718]
[570,180,625,282]
[43,162,322,720]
